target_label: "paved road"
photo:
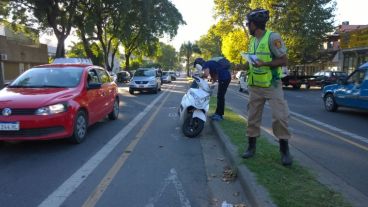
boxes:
[226,81,368,202]
[0,79,247,207]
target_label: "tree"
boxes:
[8,0,79,58]
[267,0,336,65]
[179,42,201,76]
[222,29,248,64]
[214,0,336,66]
[214,0,251,34]
[196,25,223,60]
[120,0,185,70]
[0,0,10,20]
[153,42,178,70]
[66,41,103,66]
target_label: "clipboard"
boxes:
[241,52,259,65]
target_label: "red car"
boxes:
[0,58,120,143]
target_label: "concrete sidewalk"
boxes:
[210,121,276,207]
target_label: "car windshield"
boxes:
[162,72,169,76]
[134,69,155,77]
[9,67,83,88]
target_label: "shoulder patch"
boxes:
[273,39,282,49]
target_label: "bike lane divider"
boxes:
[81,85,174,207]
[38,86,175,207]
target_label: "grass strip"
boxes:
[209,97,351,207]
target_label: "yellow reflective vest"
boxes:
[248,30,282,87]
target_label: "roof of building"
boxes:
[338,25,368,33]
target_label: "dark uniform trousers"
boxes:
[216,79,231,116]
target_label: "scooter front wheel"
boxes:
[182,116,205,138]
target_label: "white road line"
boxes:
[145,168,191,207]
[227,88,368,143]
[38,92,167,207]
[289,111,368,144]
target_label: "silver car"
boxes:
[129,68,162,94]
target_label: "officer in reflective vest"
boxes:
[242,8,293,166]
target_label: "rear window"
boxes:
[9,67,83,88]
[134,69,155,77]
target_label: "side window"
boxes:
[97,69,110,84]
[88,69,100,84]
[347,70,365,85]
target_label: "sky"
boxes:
[40,0,368,51]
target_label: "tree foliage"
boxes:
[179,41,201,76]
[196,25,223,60]
[8,0,79,57]
[214,0,336,65]
[120,0,185,70]
[153,42,178,70]
[222,29,248,64]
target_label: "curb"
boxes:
[210,121,277,207]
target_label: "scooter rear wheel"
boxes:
[183,116,205,138]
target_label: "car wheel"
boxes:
[70,110,88,144]
[129,89,134,95]
[239,87,243,92]
[108,98,119,120]
[305,84,310,89]
[324,94,338,112]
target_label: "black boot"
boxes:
[242,137,256,159]
[279,139,293,166]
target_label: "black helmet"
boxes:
[193,57,205,67]
[246,8,269,24]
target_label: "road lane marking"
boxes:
[227,88,368,150]
[290,116,368,152]
[82,86,174,207]
[38,90,170,207]
[145,168,191,207]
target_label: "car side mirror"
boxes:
[88,83,102,90]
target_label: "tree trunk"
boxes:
[125,52,131,70]
[79,28,97,64]
[186,56,190,76]
[55,36,66,58]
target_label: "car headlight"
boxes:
[149,80,156,84]
[35,103,68,115]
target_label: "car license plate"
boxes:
[0,122,20,131]
[139,84,144,88]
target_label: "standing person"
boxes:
[241,8,293,166]
[193,57,231,121]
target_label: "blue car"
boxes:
[322,62,368,112]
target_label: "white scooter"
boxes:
[179,75,212,138]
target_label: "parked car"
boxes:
[116,71,131,83]
[161,71,172,83]
[239,71,248,93]
[0,58,120,143]
[322,62,368,112]
[309,71,348,89]
[168,71,177,81]
[129,68,162,94]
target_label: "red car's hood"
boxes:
[0,88,79,108]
